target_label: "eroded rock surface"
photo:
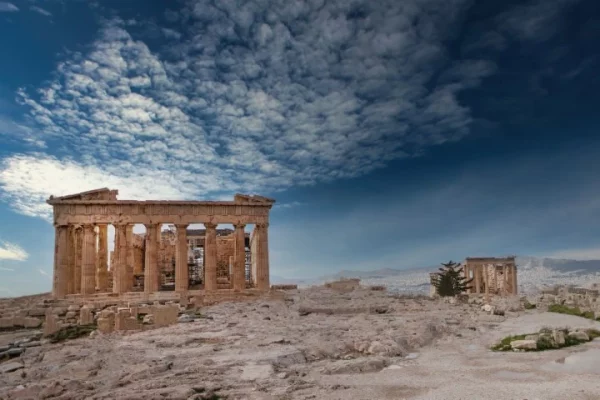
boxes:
[1,287,600,399]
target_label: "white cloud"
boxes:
[0,154,199,221]
[0,241,28,261]
[0,267,15,271]
[39,269,49,276]
[30,5,51,17]
[0,2,18,12]
[2,2,498,220]
[544,248,600,261]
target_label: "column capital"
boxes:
[233,223,246,229]
[174,224,189,230]
[204,222,217,230]
[82,224,95,232]
[255,222,269,229]
[143,223,157,230]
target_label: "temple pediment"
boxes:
[234,193,276,204]
[49,188,118,202]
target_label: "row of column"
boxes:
[52,222,270,298]
[463,264,518,295]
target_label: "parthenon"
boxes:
[47,188,274,299]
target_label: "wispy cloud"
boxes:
[38,269,49,276]
[0,241,28,261]
[274,201,305,210]
[544,247,600,261]
[496,0,580,42]
[2,1,497,220]
[30,6,52,17]
[0,266,15,271]
[0,2,18,12]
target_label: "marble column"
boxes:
[512,264,518,294]
[175,224,189,292]
[474,265,481,294]
[250,227,259,287]
[256,223,270,291]
[144,223,159,293]
[125,225,134,292]
[52,224,69,298]
[96,224,108,292]
[204,222,217,291]
[233,223,246,291]
[81,225,97,295]
[112,224,127,294]
[66,226,75,295]
[74,226,83,294]
[112,225,121,293]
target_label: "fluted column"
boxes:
[175,224,189,292]
[96,224,108,292]
[73,226,83,294]
[233,223,246,291]
[66,226,75,294]
[144,223,159,293]
[125,225,134,292]
[256,223,270,291]
[204,222,217,291]
[81,225,96,295]
[112,224,127,294]
[512,264,518,294]
[52,224,69,298]
[474,265,481,293]
[112,225,120,293]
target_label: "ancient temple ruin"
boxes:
[463,257,518,295]
[47,188,274,299]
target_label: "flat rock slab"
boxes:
[0,362,24,373]
[240,364,274,381]
[541,349,600,374]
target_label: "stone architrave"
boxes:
[204,222,218,291]
[81,225,97,295]
[233,223,246,291]
[96,224,108,292]
[175,224,189,292]
[256,223,270,291]
[52,225,69,298]
[144,224,159,293]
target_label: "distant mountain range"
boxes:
[272,256,600,295]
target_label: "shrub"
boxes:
[431,261,473,297]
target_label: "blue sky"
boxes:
[1,0,599,296]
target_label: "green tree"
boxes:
[432,261,473,296]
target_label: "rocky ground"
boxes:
[2,287,600,400]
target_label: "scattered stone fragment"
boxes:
[510,340,537,350]
[0,362,24,374]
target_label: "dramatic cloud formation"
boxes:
[0,241,28,261]
[5,0,577,220]
[0,2,18,12]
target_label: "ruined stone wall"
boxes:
[536,285,600,317]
